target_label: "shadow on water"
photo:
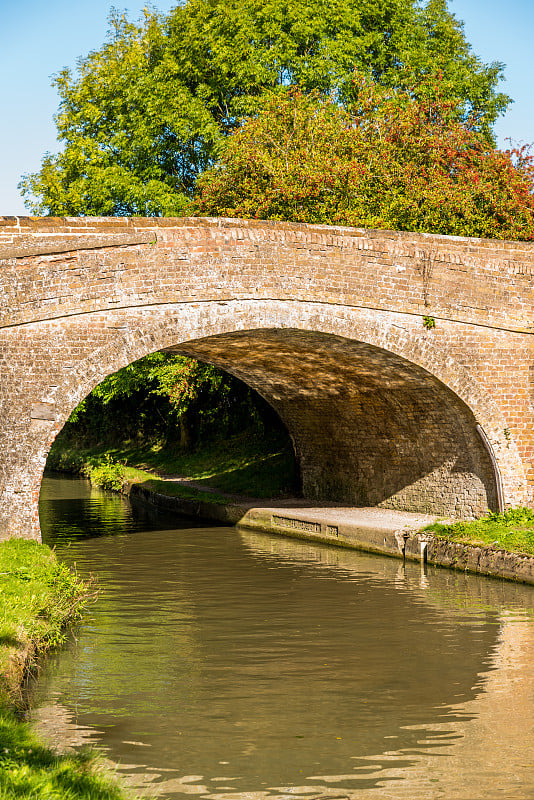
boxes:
[34,475,534,800]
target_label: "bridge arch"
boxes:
[30,299,524,532]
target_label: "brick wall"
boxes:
[0,216,532,539]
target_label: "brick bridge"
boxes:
[0,215,533,540]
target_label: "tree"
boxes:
[196,83,534,240]
[20,0,509,216]
[64,352,279,451]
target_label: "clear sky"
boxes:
[1,0,532,216]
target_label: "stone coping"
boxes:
[1,215,534,251]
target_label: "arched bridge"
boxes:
[1,215,533,540]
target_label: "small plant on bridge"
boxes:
[422,315,436,330]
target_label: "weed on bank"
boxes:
[425,507,534,556]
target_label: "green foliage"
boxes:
[0,540,91,695]
[20,0,509,215]
[67,352,219,431]
[487,507,534,525]
[0,543,134,799]
[77,428,297,497]
[49,352,298,497]
[197,85,534,239]
[48,424,299,499]
[59,353,285,454]
[86,454,126,492]
[426,507,534,555]
[0,704,137,800]
[20,10,199,216]
[69,352,215,417]
[45,446,86,474]
[423,315,436,329]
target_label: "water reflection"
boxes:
[39,473,190,542]
[34,476,534,799]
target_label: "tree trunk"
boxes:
[179,412,192,450]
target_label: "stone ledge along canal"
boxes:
[34,475,534,800]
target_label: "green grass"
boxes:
[47,430,299,499]
[0,539,138,800]
[0,710,136,800]
[0,540,90,698]
[125,471,231,505]
[424,507,534,556]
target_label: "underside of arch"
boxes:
[2,297,529,543]
[165,328,498,517]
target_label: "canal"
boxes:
[33,475,534,799]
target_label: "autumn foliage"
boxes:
[196,80,534,240]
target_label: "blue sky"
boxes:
[1,0,532,216]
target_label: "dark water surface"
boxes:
[34,475,534,799]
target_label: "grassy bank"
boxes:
[0,539,136,799]
[425,507,534,556]
[0,540,90,701]
[47,429,299,502]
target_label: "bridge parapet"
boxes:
[0,216,533,333]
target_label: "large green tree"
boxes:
[21,0,509,216]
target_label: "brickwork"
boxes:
[0,216,532,540]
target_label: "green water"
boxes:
[34,475,534,799]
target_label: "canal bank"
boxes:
[0,539,137,800]
[124,480,534,586]
[46,437,534,585]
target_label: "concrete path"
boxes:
[137,471,439,557]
